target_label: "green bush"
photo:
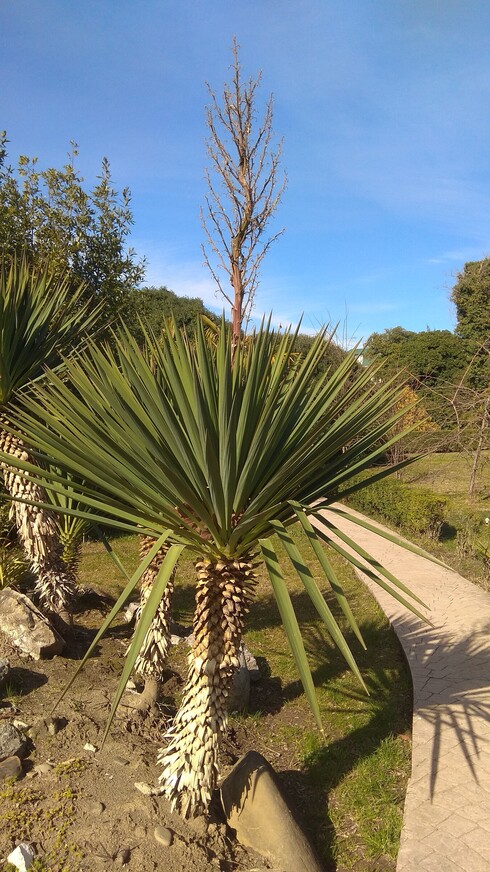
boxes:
[454,510,484,558]
[346,473,448,541]
[451,510,490,557]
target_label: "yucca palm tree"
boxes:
[0,257,101,621]
[2,320,433,817]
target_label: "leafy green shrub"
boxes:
[0,540,27,589]
[453,510,487,558]
[346,473,448,540]
[455,511,490,578]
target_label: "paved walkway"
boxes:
[312,506,490,872]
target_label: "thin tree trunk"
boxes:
[0,430,77,622]
[468,398,490,498]
[157,556,255,817]
[132,535,174,713]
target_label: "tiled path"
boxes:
[313,506,490,872]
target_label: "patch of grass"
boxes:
[309,734,411,867]
[1,680,22,707]
[0,780,81,871]
[368,452,490,589]
[78,534,141,597]
[400,450,490,508]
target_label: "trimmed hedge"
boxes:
[345,473,448,541]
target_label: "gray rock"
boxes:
[0,657,9,690]
[153,825,173,847]
[221,751,324,872]
[0,755,22,781]
[0,589,64,660]
[7,842,36,871]
[113,755,129,766]
[170,634,184,646]
[0,723,27,760]
[242,644,260,682]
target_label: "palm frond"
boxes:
[0,256,102,405]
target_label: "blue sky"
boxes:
[2,1,490,343]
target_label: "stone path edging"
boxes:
[313,505,490,872]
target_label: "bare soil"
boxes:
[0,596,321,872]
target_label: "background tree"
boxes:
[384,385,438,470]
[365,326,471,433]
[128,286,219,345]
[451,258,490,387]
[0,133,145,326]
[365,327,470,388]
[201,39,286,342]
[446,347,490,498]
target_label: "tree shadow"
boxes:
[386,610,490,800]
[253,656,411,870]
[1,665,48,699]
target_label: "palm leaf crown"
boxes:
[6,320,413,545]
[0,256,101,406]
[3,319,432,723]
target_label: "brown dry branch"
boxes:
[201,38,286,344]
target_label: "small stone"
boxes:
[7,842,36,871]
[243,644,261,682]
[83,742,97,753]
[33,762,53,775]
[0,755,22,781]
[12,720,28,730]
[115,848,131,866]
[134,781,156,795]
[153,825,173,847]
[0,723,26,760]
[87,800,105,814]
[113,755,129,766]
[170,634,183,645]
[28,716,62,740]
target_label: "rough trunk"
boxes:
[132,536,175,712]
[157,556,255,817]
[0,430,77,621]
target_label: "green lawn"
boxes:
[399,450,490,510]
